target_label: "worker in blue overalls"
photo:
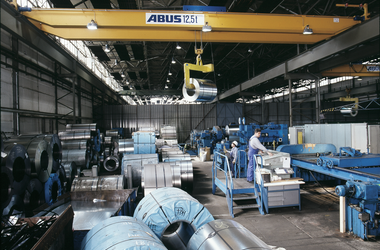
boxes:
[247,128,273,182]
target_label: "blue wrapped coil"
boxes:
[44,173,62,205]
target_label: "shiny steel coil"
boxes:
[105,130,119,137]
[44,173,62,205]
[170,164,182,188]
[182,78,217,102]
[24,178,45,214]
[162,150,184,155]
[133,187,214,250]
[141,164,173,196]
[3,139,51,183]
[61,149,89,169]
[61,161,77,192]
[187,219,272,250]
[173,160,193,191]
[42,134,62,174]
[66,123,97,132]
[160,126,177,139]
[121,154,159,187]
[225,124,239,137]
[61,139,89,150]
[118,139,134,154]
[104,136,112,145]
[58,130,91,141]
[1,144,31,200]
[71,175,124,192]
[103,155,120,172]
[81,216,167,250]
[162,154,191,162]
[57,166,67,193]
[2,194,23,216]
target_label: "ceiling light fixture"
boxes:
[171,57,176,64]
[168,71,172,76]
[303,25,313,35]
[104,44,110,52]
[165,85,169,89]
[202,22,212,32]
[167,78,170,82]
[248,47,252,53]
[176,43,181,50]
[121,72,125,77]
[114,59,118,66]
[87,20,98,30]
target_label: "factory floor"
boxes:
[190,156,380,250]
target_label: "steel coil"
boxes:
[173,160,193,191]
[187,219,272,250]
[225,124,239,137]
[1,144,31,196]
[43,134,62,173]
[61,161,77,192]
[118,139,134,154]
[24,178,45,214]
[103,155,120,172]
[71,175,124,192]
[162,154,191,162]
[66,123,97,132]
[58,130,91,141]
[81,216,167,250]
[44,173,62,205]
[121,154,159,187]
[105,130,119,137]
[104,136,112,145]
[61,140,89,150]
[57,166,67,193]
[1,166,14,211]
[160,126,177,139]
[141,163,173,196]
[170,164,182,188]
[2,194,23,216]
[61,149,89,169]
[182,78,217,102]
[133,187,214,250]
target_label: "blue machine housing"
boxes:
[191,126,226,154]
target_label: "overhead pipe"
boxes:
[134,187,214,250]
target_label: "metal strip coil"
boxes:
[58,130,91,140]
[61,149,89,169]
[44,173,62,205]
[133,187,214,250]
[61,140,89,150]
[142,164,173,196]
[24,178,45,214]
[61,161,77,192]
[66,123,97,132]
[182,78,217,102]
[103,155,120,172]
[122,154,159,187]
[71,175,124,192]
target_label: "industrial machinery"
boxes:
[277,144,380,240]
[191,126,226,154]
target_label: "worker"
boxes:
[228,141,239,177]
[247,128,273,182]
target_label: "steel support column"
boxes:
[11,36,19,135]
[289,79,293,127]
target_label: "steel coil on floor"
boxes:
[44,173,62,205]
[105,130,119,137]
[121,154,159,188]
[1,144,31,198]
[61,139,89,150]
[58,130,91,141]
[80,216,167,250]
[141,163,174,196]
[66,123,97,132]
[187,219,272,250]
[160,126,177,139]
[182,78,217,102]
[103,155,120,172]
[118,139,134,154]
[133,187,214,250]
[2,194,23,216]
[61,149,89,169]
[172,160,193,192]
[24,178,45,215]
[43,134,62,173]
[71,175,124,192]
[61,161,77,192]
[162,154,191,162]
[3,139,51,183]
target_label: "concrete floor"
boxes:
[190,157,380,250]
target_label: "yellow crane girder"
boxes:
[22,8,360,44]
[321,64,380,77]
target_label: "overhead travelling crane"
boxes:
[19,8,361,44]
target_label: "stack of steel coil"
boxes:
[160,125,177,139]
[71,175,124,191]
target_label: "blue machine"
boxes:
[191,126,226,154]
[277,144,380,240]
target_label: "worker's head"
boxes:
[232,141,238,147]
[254,128,261,137]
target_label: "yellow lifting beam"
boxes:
[21,8,361,43]
[184,48,214,89]
[321,64,380,77]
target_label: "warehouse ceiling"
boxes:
[35,0,380,104]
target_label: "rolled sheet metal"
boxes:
[2,194,23,216]
[61,149,89,169]
[162,154,191,162]
[118,139,134,154]
[133,187,214,250]
[71,175,124,192]
[58,130,91,141]
[225,124,239,137]
[81,216,167,250]
[160,125,177,139]
[182,78,217,102]
[43,134,62,173]
[121,154,159,187]
[173,160,193,191]
[141,164,173,196]
[66,123,97,132]
[103,155,120,172]
[105,130,119,137]
[61,139,89,150]
[187,219,272,250]
[44,173,62,205]
[57,166,67,193]
[3,139,51,183]
[1,144,31,197]
[24,178,45,213]
[61,161,77,192]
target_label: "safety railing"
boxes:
[253,154,265,211]
[212,151,234,192]
[235,149,248,178]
